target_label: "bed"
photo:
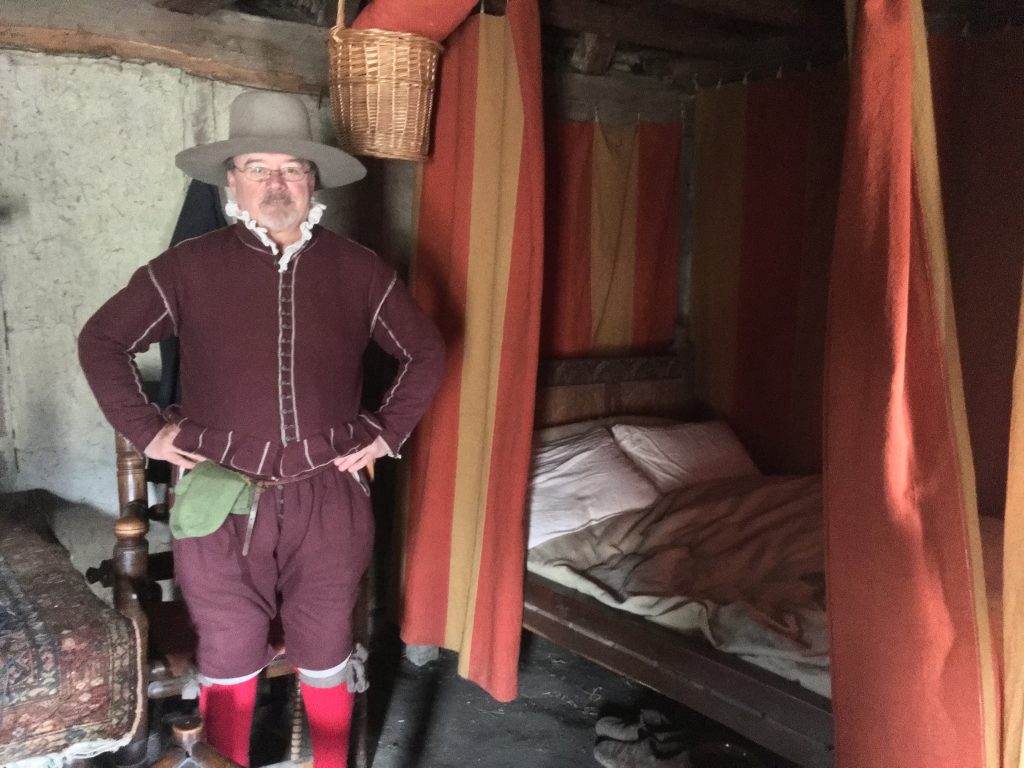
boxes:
[520,354,835,768]
[521,354,1007,768]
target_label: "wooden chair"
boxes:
[89,434,371,767]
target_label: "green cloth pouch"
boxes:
[170,461,255,539]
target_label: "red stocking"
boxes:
[199,677,258,767]
[300,682,355,768]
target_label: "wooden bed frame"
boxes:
[522,354,835,768]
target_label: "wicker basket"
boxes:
[328,7,442,162]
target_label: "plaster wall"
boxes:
[0,49,370,511]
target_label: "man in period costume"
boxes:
[79,90,445,767]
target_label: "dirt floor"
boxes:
[208,621,799,768]
[363,628,797,768]
[367,629,638,768]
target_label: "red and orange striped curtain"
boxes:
[824,0,999,765]
[931,27,1024,522]
[398,0,544,702]
[932,26,1024,768]
[1005,252,1024,768]
[541,119,681,357]
[690,68,847,474]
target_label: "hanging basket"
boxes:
[327,7,442,162]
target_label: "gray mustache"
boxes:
[262,192,294,206]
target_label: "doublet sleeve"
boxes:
[78,258,179,453]
[365,270,445,455]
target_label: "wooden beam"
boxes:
[0,0,328,93]
[150,0,234,15]
[922,0,972,14]
[237,0,332,25]
[923,0,1024,28]
[541,0,806,64]
[548,70,686,125]
[658,0,819,29]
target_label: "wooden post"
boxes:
[113,433,152,767]
[113,514,151,767]
[116,433,147,508]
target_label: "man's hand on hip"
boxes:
[145,423,205,469]
[333,435,390,475]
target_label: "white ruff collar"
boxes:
[225,201,326,273]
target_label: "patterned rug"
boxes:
[0,491,142,764]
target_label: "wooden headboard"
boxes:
[534,354,695,428]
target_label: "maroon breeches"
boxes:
[173,467,373,680]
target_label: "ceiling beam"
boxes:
[549,70,687,124]
[541,0,814,63]
[150,0,234,14]
[0,0,328,93]
[658,0,819,29]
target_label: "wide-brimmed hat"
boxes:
[175,91,366,188]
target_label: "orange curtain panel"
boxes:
[1007,281,1024,767]
[931,28,1024,521]
[690,67,846,474]
[399,0,544,702]
[541,120,681,357]
[824,1,998,766]
[930,27,1024,768]
[1006,256,1024,767]
[351,0,477,42]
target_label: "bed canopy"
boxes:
[392,0,1023,765]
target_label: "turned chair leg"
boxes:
[151,716,243,768]
[112,511,152,768]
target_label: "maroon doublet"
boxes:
[79,222,444,677]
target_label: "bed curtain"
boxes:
[824,1,1000,765]
[399,0,545,702]
[690,67,846,475]
[1005,263,1024,768]
[541,119,681,358]
[930,27,1024,522]
[930,28,1024,764]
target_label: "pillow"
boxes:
[528,428,660,549]
[533,415,677,446]
[610,421,760,494]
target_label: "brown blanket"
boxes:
[528,475,830,696]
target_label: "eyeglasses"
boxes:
[232,163,313,182]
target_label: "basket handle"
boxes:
[336,0,347,29]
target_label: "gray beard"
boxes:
[258,204,302,233]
